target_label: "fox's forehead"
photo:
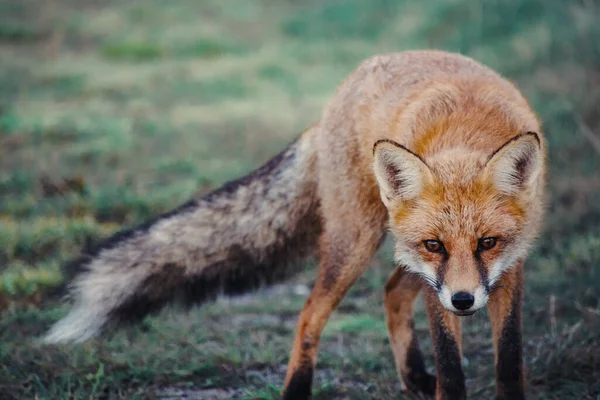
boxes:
[392,179,522,241]
[430,188,506,237]
[425,147,488,185]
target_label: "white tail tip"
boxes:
[42,305,107,345]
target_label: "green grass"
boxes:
[1,0,599,399]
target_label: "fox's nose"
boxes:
[451,291,475,310]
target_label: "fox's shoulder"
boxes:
[349,50,500,91]
[317,50,543,171]
[325,50,513,119]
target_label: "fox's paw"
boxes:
[402,371,436,397]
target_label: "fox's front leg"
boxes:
[384,266,435,395]
[423,286,466,400]
[488,261,525,400]
[282,222,386,399]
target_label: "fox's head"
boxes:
[373,132,544,315]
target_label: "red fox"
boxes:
[44,50,546,400]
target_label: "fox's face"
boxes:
[373,133,544,315]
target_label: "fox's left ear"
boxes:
[484,132,544,195]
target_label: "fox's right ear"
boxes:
[373,140,434,206]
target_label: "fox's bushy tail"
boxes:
[44,127,321,344]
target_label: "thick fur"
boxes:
[280,51,545,400]
[44,127,321,343]
[46,50,546,400]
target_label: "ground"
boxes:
[0,0,599,399]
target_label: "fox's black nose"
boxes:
[451,291,475,310]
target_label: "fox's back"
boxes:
[317,50,542,164]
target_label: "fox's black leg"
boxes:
[423,286,466,400]
[488,261,525,400]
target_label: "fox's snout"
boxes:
[438,284,489,316]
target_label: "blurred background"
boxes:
[0,0,599,399]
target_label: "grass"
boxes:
[1,0,599,398]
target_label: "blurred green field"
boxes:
[1,0,599,399]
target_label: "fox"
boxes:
[44,50,546,400]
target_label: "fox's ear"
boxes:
[373,140,434,206]
[484,132,543,195]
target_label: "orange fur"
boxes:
[283,50,546,400]
[44,50,545,400]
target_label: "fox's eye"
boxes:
[478,237,497,251]
[424,240,445,254]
